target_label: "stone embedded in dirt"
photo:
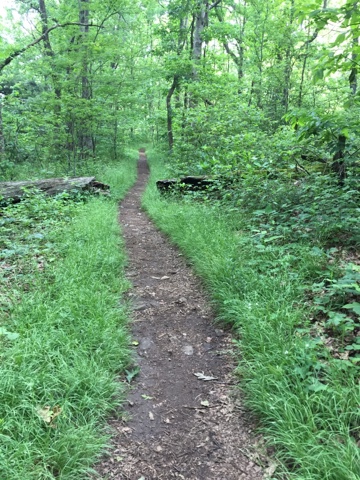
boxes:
[215,328,225,337]
[148,300,159,308]
[176,296,187,304]
[126,271,138,277]
[182,345,194,355]
[133,301,148,311]
[139,338,152,353]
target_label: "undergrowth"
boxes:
[0,154,137,479]
[142,147,360,480]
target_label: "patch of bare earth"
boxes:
[95,150,266,479]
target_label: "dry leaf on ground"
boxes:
[194,372,218,381]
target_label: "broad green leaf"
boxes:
[343,303,360,316]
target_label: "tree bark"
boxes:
[0,95,5,163]
[216,2,247,86]
[282,0,295,113]
[332,134,347,186]
[38,0,62,104]
[349,2,359,96]
[192,0,222,77]
[78,0,94,158]
[166,76,179,151]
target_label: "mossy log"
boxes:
[0,177,109,203]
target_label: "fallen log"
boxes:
[0,177,110,203]
[156,176,215,193]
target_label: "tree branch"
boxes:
[209,0,222,11]
[0,22,102,73]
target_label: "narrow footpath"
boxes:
[96,150,265,479]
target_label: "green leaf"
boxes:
[0,327,19,340]
[333,32,346,45]
[265,204,274,214]
[313,68,324,82]
[125,366,140,383]
[345,344,360,351]
[341,127,349,138]
[307,378,328,392]
[343,303,360,316]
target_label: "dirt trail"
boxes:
[96,150,265,479]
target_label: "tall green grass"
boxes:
[142,148,360,480]
[0,155,137,479]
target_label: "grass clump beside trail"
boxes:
[0,154,137,479]
[142,148,360,480]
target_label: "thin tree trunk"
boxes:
[349,2,358,97]
[282,0,295,112]
[333,1,359,184]
[166,76,179,151]
[78,0,94,158]
[192,0,221,78]
[192,1,207,67]
[248,79,255,107]
[298,53,308,107]
[38,0,62,158]
[0,95,5,164]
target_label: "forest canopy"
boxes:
[0,0,359,184]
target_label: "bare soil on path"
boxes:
[95,150,265,479]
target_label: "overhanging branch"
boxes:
[0,22,102,73]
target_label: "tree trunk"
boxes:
[216,3,247,90]
[192,1,208,68]
[78,0,94,158]
[38,0,62,103]
[282,0,295,113]
[192,0,221,78]
[0,95,5,164]
[332,134,346,186]
[166,76,179,151]
[38,0,63,159]
[349,2,359,96]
